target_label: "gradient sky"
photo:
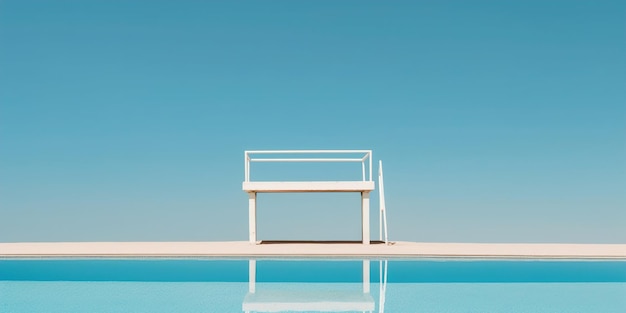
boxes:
[1,1,624,243]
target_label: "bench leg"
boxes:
[249,192,257,244]
[362,191,370,244]
[363,259,370,293]
[249,259,256,293]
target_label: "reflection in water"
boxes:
[243,260,388,313]
[378,260,388,313]
[2,259,623,312]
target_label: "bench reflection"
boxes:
[243,260,388,313]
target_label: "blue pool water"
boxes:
[1,258,625,312]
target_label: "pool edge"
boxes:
[1,241,625,259]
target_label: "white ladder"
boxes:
[378,160,389,245]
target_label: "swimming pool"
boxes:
[1,258,625,312]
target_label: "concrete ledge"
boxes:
[1,241,625,259]
[242,181,375,193]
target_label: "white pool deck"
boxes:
[1,241,625,259]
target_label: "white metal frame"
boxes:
[378,160,389,245]
[244,150,373,183]
[243,150,374,244]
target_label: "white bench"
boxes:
[243,150,374,244]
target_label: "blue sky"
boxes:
[1,1,624,243]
